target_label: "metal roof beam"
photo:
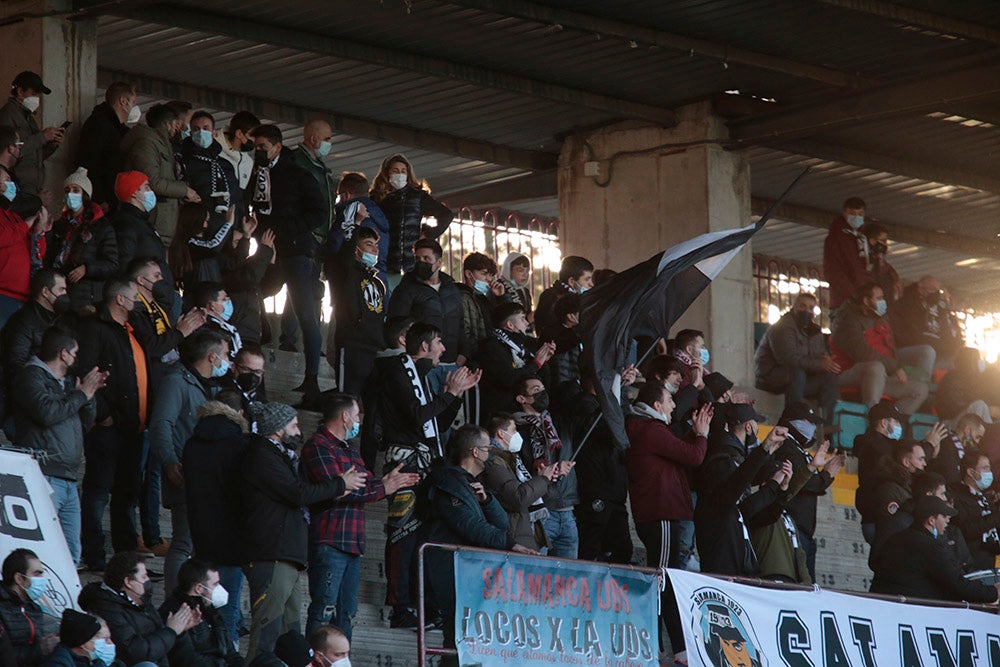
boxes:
[774,138,1000,196]
[97,68,558,172]
[438,170,557,208]
[817,0,1000,45]
[448,0,865,89]
[100,3,676,126]
[729,61,1000,143]
[750,197,1000,259]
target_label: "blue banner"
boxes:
[453,550,661,667]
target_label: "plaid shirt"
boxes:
[300,426,386,555]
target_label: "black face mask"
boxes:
[792,310,813,328]
[412,261,435,281]
[871,242,888,256]
[283,434,303,451]
[254,149,271,167]
[149,278,173,304]
[51,293,71,315]
[236,372,261,395]
[241,140,255,152]
[532,390,550,412]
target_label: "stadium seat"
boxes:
[832,400,868,451]
[909,412,938,441]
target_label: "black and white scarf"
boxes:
[192,154,231,214]
[493,328,532,369]
[401,355,441,456]
[252,155,278,215]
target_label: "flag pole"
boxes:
[568,166,812,463]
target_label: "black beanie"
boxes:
[60,609,100,647]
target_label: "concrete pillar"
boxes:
[558,101,755,387]
[0,0,98,204]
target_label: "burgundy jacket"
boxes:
[823,215,870,310]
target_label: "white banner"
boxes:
[669,569,1000,667]
[0,450,81,616]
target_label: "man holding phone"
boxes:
[0,71,65,195]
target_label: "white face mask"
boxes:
[506,430,523,454]
[127,104,141,124]
[208,583,229,608]
[389,173,408,190]
[331,659,351,667]
[21,96,40,113]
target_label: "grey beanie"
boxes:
[254,402,298,437]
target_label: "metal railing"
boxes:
[753,254,830,330]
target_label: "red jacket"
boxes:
[0,207,43,301]
[625,406,707,523]
[823,216,871,310]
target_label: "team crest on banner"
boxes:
[690,587,764,667]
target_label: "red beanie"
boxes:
[115,171,148,203]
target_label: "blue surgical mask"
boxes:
[180,126,191,139]
[789,419,817,444]
[360,251,378,268]
[847,214,865,229]
[976,471,994,491]
[220,300,234,322]
[2,180,16,202]
[930,527,939,539]
[212,356,231,378]
[473,279,490,295]
[142,190,157,212]
[23,576,49,602]
[192,128,213,149]
[66,192,84,211]
[888,424,903,441]
[874,299,887,317]
[92,638,116,665]
[317,140,332,157]
[578,286,590,293]
[346,421,360,440]
[699,348,711,366]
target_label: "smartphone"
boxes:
[60,121,72,129]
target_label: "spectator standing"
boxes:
[671,329,710,391]
[458,252,510,361]
[120,103,201,245]
[950,449,1000,571]
[477,303,554,421]
[0,549,54,666]
[871,440,926,527]
[499,251,533,321]
[854,400,905,544]
[369,154,453,289]
[289,120,335,250]
[76,279,150,570]
[538,293,583,387]
[183,394,251,644]
[189,281,242,358]
[300,394,419,640]
[830,283,930,413]
[149,331,230,594]
[0,170,49,326]
[12,328,106,564]
[0,71,63,195]
[46,168,118,314]
[78,80,137,209]
[534,256,593,334]
[893,277,963,369]
[230,345,267,421]
[240,402,365,659]
[513,376,580,559]
[386,239,463,364]
[863,222,900,307]
[330,227,385,394]
[248,124,327,409]
[823,196,870,311]
[358,317,413,470]
[214,111,260,192]
[931,414,987,485]
[0,126,21,185]
[78,551,198,667]
[183,111,243,231]
[112,171,176,306]
[754,292,840,421]
[159,559,243,667]
[328,171,390,293]
[41,610,114,667]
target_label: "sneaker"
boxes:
[389,609,419,629]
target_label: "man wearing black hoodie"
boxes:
[331,227,385,394]
[78,81,136,209]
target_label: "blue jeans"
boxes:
[217,565,245,646]
[0,294,24,330]
[282,256,323,375]
[306,544,360,640]
[139,432,162,546]
[46,477,81,565]
[543,509,579,559]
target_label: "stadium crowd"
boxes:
[1,71,1000,667]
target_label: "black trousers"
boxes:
[574,499,633,564]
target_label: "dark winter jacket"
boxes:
[823,215,870,310]
[0,300,60,385]
[75,306,147,433]
[459,284,510,360]
[755,311,828,391]
[45,203,118,311]
[537,323,581,386]
[870,526,998,603]
[694,434,780,576]
[240,434,346,567]
[221,236,273,345]
[935,368,990,422]
[773,438,834,538]
[128,293,183,390]
[332,258,385,353]
[0,584,46,666]
[854,430,894,524]
[420,464,513,550]
[872,457,912,525]
[870,498,974,573]
[78,582,176,667]
[78,102,128,207]
[287,146,334,245]
[386,271,462,363]
[569,393,626,505]
[893,282,962,356]
[476,330,541,420]
[184,402,250,566]
[949,482,1000,571]
[377,354,462,449]
[375,186,453,274]
[38,643,105,667]
[0,98,55,195]
[182,137,244,229]
[247,150,327,258]
[625,404,707,523]
[120,123,189,241]
[159,591,243,667]
[112,202,174,297]
[482,447,550,550]
[13,357,96,480]
[327,197,390,287]
[534,282,573,336]
[830,298,898,373]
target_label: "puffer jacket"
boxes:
[754,310,828,390]
[385,271,462,363]
[78,582,175,667]
[182,136,244,229]
[159,591,243,667]
[112,202,174,297]
[0,584,46,666]
[12,357,96,480]
[482,446,550,550]
[375,185,453,274]
[0,300,61,382]
[45,203,118,312]
[120,123,188,243]
[78,102,128,207]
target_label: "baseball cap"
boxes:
[12,71,51,95]
[912,495,958,522]
[704,372,734,400]
[778,401,820,425]
[868,400,904,423]
[718,402,767,427]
